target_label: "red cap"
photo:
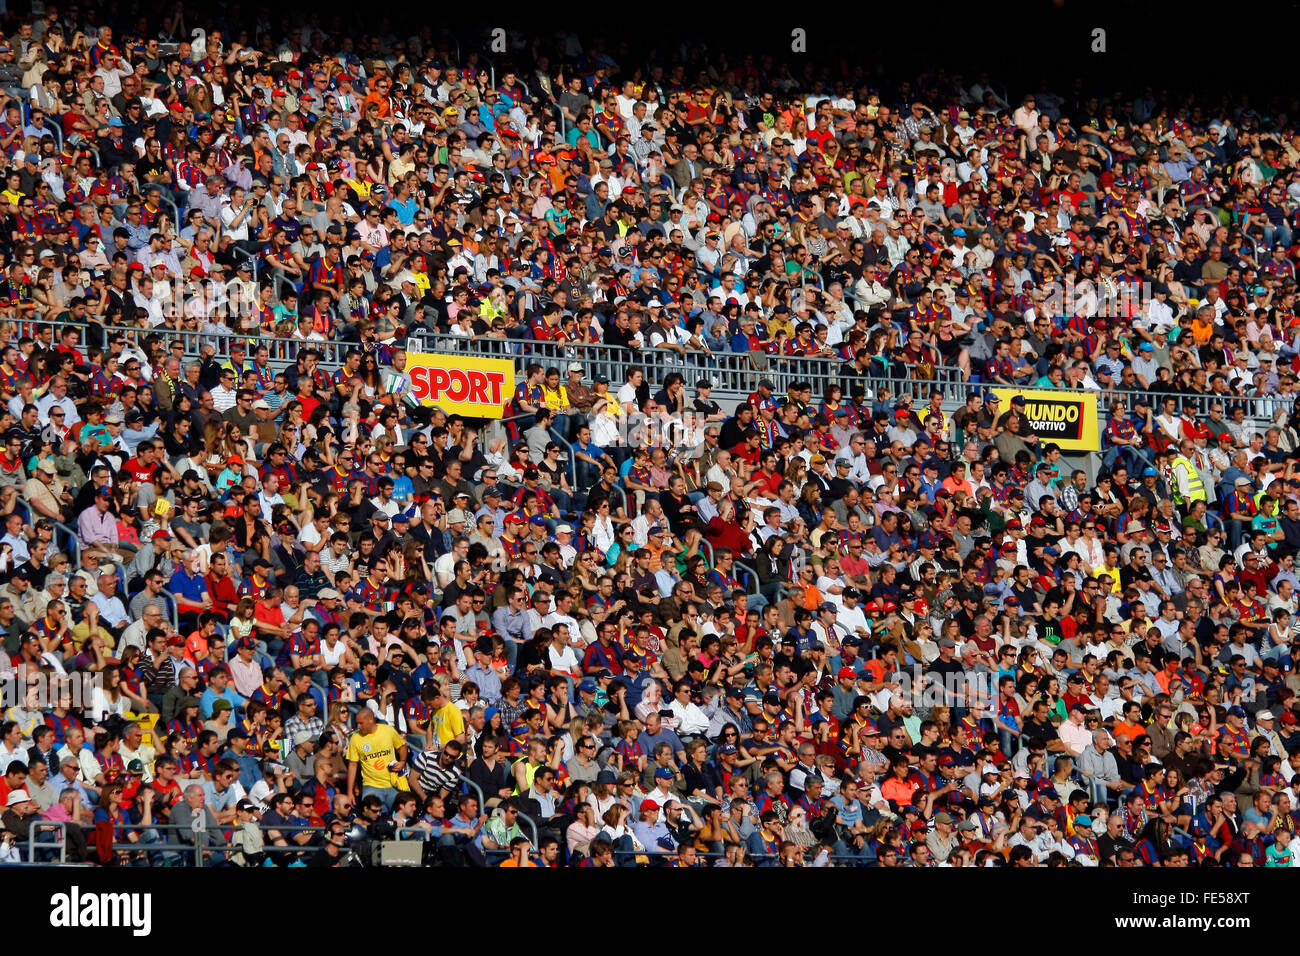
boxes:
[151,530,169,540]
[504,514,524,525]
[640,799,659,812]
[837,667,858,680]
[128,262,144,272]
[272,88,288,97]
[167,636,184,647]
[883,601,898,612]
[169,102,184,113]
[189,266,207,278]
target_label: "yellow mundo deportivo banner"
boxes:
[405,352,516,418]
[990,388,1099,452]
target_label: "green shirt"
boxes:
[483,812,523,848]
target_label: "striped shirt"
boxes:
[321,549,352,579]
[411,748,460,797]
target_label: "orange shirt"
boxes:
[184,631,210,663]
[880,776,920,806]
[361,91,391,117]
[793,584,823,611]
[862,658,893,683]
[941,476,974,498]
[1113,720,1145,742]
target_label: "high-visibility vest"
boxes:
[1171,455,1206,504]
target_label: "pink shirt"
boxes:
[229,656,264,697]
[1058,717,1092,758]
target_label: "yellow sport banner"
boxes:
[990,388,1100,453]
[405,352,516,419]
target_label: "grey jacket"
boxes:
[1078,744,1120,784]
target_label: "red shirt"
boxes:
[705,515,753,557]
[730,441,761,470]
[204,572,239,618]
[122,457,156,484]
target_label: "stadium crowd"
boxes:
[0,4,1297,868]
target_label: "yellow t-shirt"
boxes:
[1092,565,1120,594]
[541,384,569,411]
[345,724,406,789]
[431,702,466,746]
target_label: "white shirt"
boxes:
[210,384,238,413]
[542,612,581,642]
[816,574,847,607]
[837,603,870,637]
[0,741,25,774]
[668,698,710,735]
[36,392,78,427]
[55,743,100,785]
[592,514,616,554]
[547,643,581,677]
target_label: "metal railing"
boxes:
[733,559,761,597]
[51,519,81,566]
[27,820,66,863]
[157,587,181,630]
[35,316,1284,440]
[16,817,873,868]
[1090,385,1288,434]
[38,317,965,402]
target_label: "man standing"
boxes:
[345,707,407,812]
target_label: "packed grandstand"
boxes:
[0,4,1293,869]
